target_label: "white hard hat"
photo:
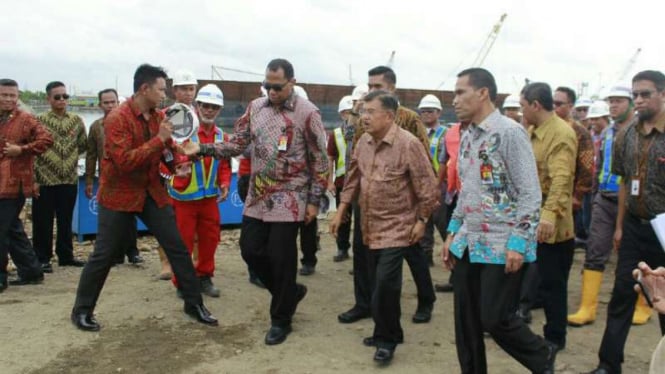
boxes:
[118,96,127,104]
[195,84,224,106]
[351,84,369,101]
[418,94,442,110]
[586,100,610,119]
[502,94,521,109]
[604,85,632,100]
[574,96,593,109]
[294,85,308,100]
[338,95,354,113]
[172,69,197,86]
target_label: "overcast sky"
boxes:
[2,0,662,99]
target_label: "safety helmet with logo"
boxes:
[338,95,354,113]
[418,94,442,110]
[574,96,593,109]
[502,94,521,109]
[294,85,308,100]
[195,84,224,107]
[586,100,610,119]
[351,84,369,101]
[604,85,632,100]
[172,69,198,87]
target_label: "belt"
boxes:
[600,194,618,203]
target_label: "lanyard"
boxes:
[634,131,656,177]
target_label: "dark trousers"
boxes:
[299,218,319,267]
[240,216,301,327]
[585,194,617,271]
[518,262,541,311]
[537,239,575,347]
[31,184,77,264]
[419,190,447,255]
[369,247,405,349]
[114,218,139,262]
[334,185,351,252]
[73,196,202,314]
[0,197,42,279]
[351,205,436,311]
[597,214,665,373]
[574,192,593,242]
[453,251,550,374]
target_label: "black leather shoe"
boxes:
[299,264,315,276]
[265,325,292,345]
[295,284,308,306]
[128,255,144,264]
[434,283,453,293]
[200,277,221,298]
[9,274,44,286]
[71,312,101,332]
[516,307,533,324]
[412,304,433,323]
[176,289,184,300]
[41,263,53,273]
[59,259,86,267]
[373,347,394,364]
[184,303,218,326]
[338,307,370,323]
[333,250,350,262]
[539,341,558,374]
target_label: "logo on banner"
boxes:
[231,191,244,208]
[89,196,98,216]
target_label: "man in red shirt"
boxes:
[71,64,218,331]
[0,78,52,291]
[168,84,231,298]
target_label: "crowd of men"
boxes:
[1,60,664,373]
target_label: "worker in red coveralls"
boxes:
[167,83,231,298]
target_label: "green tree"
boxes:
[19,90,47,102]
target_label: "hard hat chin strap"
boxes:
[614,102,634,124]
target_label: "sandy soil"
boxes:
[1,218,662,374]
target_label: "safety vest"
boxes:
[598,126,622,193]
[333,127,346,178]
[167,130,224,201]
[429,126,446,173]
[445,124,462,193]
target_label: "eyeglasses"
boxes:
[553,101,569,107]
[262,81,289,92]
[420,109,437,114]
[575,107,588,112]
[632,90,657,100]
[53,94,70,101]
[199,103,221,111]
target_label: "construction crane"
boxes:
[436,13,507,89]
[472,13,507,67]
[210,65,264,80]
[616,48,641,82]
[386,51,396,67]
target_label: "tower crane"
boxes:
[386,51,396,67]
[471,13,507,67]
[616,48,641,82]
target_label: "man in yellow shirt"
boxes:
[520,82,577,352]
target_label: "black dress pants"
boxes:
[369,246,406,350]
[0,197,42,279]
[240,215,301,327]
[351,204,436,312]
[597,214,665,373]
[537,239,575,347]
[453,251,549,374]
[113,217,139,262]
[73,196,202,314]
[334,185,351,252]
[299,218,319,267]
[31,184,77,264]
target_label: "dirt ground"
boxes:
[1,218,662,374]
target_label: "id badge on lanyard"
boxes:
[278,112,293,153]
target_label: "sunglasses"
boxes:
[200,103,221,111]
[420,109,437,114]
[575,107,588,112]
[53,94,70,101]
[553,101,569,107]
[262,81,289,92]
[632,90,657,100]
